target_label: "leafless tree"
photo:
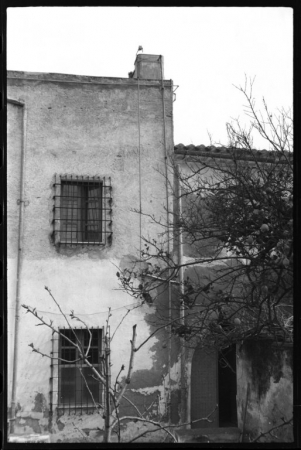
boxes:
[118,78,293,352]
[22,287,216,443]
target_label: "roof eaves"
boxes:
[174,144,292,164]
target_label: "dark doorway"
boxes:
[191,347,218,428]
[191,345,237,429]
[218,345,238,427]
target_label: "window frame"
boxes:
[58,328,104,410]
[53,175,112,246]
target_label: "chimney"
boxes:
[129,54,164,80]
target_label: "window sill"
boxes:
[57,404,101,409]
[59,241,106,245]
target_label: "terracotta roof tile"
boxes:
[174,144,292,163]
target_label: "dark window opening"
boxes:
[59,328,103,411]
[53,175,112,246]
[218,344,237,427]
[61,181,103,243]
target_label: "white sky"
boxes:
[7,7,293,147]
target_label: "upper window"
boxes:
[59,328,103,410]
[53,175,112,245]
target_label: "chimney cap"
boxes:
[134,54,162,65]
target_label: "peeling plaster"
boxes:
[17,411,44,420]
[237,342,293,442]
[119,421,170,443]
[130,385,164,396]
[169,359,181,384]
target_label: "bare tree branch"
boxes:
[251,417,293,443]
[115,325,137,406]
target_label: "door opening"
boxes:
[191,344,237,428]
[191,347,218,428]
[218,344,237,427]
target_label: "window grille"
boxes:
[53,175,112,246]
[53,328,103,413]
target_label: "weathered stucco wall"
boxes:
[237,341,293,442]
[174,155,293,440]
[7,71,178,441]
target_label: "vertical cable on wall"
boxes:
[159,56,173,423]
[160,56,170,253]
[137,77,142,261]
[176,163,187,424]
[49,332,55,432]
[8,99,27,434]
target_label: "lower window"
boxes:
[59,328,103,409]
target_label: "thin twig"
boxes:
[71,422,89,442]
[78,368,103,412]
[251,417,293,442]
[111,309,130,342]
[121,395,143,418]
[115,325,137,406]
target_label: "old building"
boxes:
[7,54,177,442]
[173,144,293,443]
[7,55,293,443]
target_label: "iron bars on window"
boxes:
[50,327,104,414]
[53,175,112,246]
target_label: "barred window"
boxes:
[59,328,103,410]
[54,175,112,245]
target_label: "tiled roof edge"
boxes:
[174,144,292,163]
